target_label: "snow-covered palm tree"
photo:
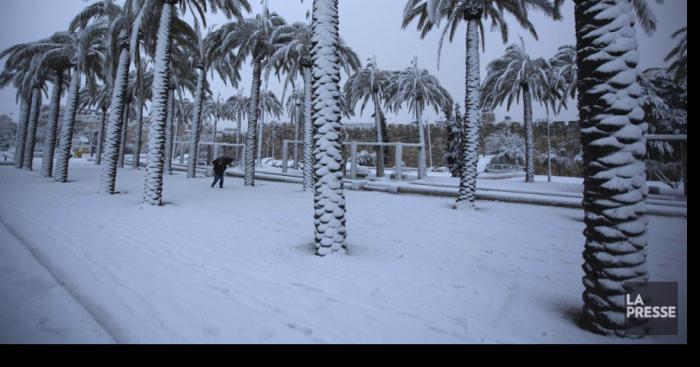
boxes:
[137,0,251,205]
[184,23,241,178]
[481,40,554,184]
[549,44,577,112]
[285,88,304,170]
[268,21,359,190]
[389,58,452,179]
[402,0,562,208]
[574,0,661,337]
[44,24,106,183]
[255,89,283,165]
[220,8,285,185]
[344,58,394,177]
[0,65,32,169]
[309,0,348,256]
[665,26,687,84]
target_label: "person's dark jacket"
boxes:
[213,162,227,175]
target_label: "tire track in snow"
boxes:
[0,215,122,344]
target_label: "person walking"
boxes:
[211,159,229,188]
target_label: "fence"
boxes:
[281,140,426,181]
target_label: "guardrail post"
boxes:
[350,141,358,180]
[395,143,403,182]
[282,140,289,174]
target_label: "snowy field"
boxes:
[0,159,687,343]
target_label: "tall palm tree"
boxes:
[389,58,452,179]
[402,0,562,208]
[184,23,241,178]
[268,21,360,189]
[220,8,285,186]
[550,44,577,112]
[49,24,106,183]
[309,0,347,256]
[254,89,283,166]
[140,0,251,206]
[223,91,248,161]
[481,40,554,183]
[166,43,198,174]
[343,58,394,178]
[286,88,304,169]
[664,26,687,84]
[574,0,661,337]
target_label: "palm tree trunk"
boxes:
[100,33,131,194]
[22,86,42,170]
[132,97,144,169]
[311,0,347,256]
[186,65,206,178]
[416,103,426,178]
[95,108,107,166]
[14,95,31,168]
[257,111,264,167]
[41,71,63,177]
[164,87,175,175]
[143,0,175,205]
[456,19,480,208]
[293,110,300,169]
[54,69,81,183]
[118,102,130,168]
[244,60,262,186]
[523,86,535,183]
[302,66,313,191]
[575,0,649,337]
[372,91,385,177]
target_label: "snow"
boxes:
[0,159,687,343]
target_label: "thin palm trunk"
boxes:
[132,97,144,169]
[576,0,649,337]
[95,107,107,165]
[523,86,535,183]
[41,71,63,177]
[22,86,42,170]
[54,68,81,183]
[143,1,175,205]
[312,0,347,255]
[416,102,426,178]
[100,34,131,194]
[293,109,300,169]
[456,19,480,208]
[302,66,313,191]
[118,102,130,168]
[164,87,175,175]
[186,65,206,178]
[15,95,31,168]
[257,108,264,166]
[372,91,385,177]
[244,60,262,186]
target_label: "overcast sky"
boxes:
[0,0,688,129]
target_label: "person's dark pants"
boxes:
[211,173,224,188]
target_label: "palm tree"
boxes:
[344,58,394,178]
[184,23,241,178]
[389,58,452,179]
[47,24,106,183]
[268,21,360,189]
[220,8,285,186]
[550,44,577,111]
[664,26,687,84]
[402,0,562,208]
[308,0,348,256]
[138,0,250,206]
[254,89,283,165]
[223,91,248,161]
[481,40,554,183]
[574,0,661,336]
[286,88,304,169]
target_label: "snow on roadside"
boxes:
[0,160,687,343]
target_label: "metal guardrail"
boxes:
[281,140,426,181]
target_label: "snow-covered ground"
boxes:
[0,159,687,343]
